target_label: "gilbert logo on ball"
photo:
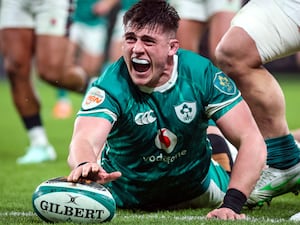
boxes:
[32,177,116,223]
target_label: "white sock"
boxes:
[28,126,49,147]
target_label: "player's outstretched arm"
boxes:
[67,116,121,184]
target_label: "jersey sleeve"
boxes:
[203,63,242,121]
[76,59,129,124]
[77,86,119,124]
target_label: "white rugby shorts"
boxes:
[231,0,300,63]
[169,0,242,21]
[70,22,108,56]
[0,0,69,36]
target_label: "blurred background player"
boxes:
[52,0,119,119]
[168,0,242,160]
[168,0,242,63]
[0,0,92,164]
[107,0,139,63]
[52,0,75,120]
[215,0,300,207]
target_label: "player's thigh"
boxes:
[71,23,107,74]
[1,29,34,76]
[79,52,103,76]
[35,35,68,79]
[177,20,206,52]
[231,0,300,64]
[189,160,229,208]
[209,11,235,44]
[64,41,78,69]
[216,26,262,71]
[108,39,123,62]
[170,160,229,209]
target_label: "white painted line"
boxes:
[0,212,35,217]
[0,211,288,223]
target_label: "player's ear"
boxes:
[168,39,179,56]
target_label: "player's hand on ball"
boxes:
[67,162,122,184]
[206,207,246,220]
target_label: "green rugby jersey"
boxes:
[72,0,108,26]
[78,49,242,209]
[120,0,139,11]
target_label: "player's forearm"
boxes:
[228,138,266,197]
[68,139,99,169]
[220,138,266,213]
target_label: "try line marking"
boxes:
[0,211,289,223]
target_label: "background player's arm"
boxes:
[93,0,119,16]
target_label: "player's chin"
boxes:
[131,74,152,86]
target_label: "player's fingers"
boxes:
[108,171,122,180]
[236,213,246,220]
[206,210,246,220]
[207,213,227,220]
[91,163,101,173]
[67,168,83,182]
[97,171,122,184]
[222,212,242,220]
[206,210,220,219]
[80,162,99,177]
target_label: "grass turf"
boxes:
[0,74,300,225]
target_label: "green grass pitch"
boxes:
[0,73,300,225]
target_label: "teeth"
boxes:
[132,58,149,64]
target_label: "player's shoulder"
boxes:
[94,57,133,100]
[176,48,218,80]
[176,49,214,72]
[177,48,211,64]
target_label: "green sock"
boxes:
[266,134,300,169]
[57,89,68,100]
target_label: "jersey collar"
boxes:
[139,55,178,94]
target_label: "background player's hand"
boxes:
[67,162,122,184]
[93,0,115,16]
[206,207,246,220]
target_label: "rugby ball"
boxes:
[32,176,116,223]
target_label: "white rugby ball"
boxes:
[32,177,116,223]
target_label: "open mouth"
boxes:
[132,58,150,73]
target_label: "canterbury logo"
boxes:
[135,110,156,125]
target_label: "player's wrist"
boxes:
[219,188,247,214]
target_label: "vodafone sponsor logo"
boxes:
[143,150,187,164]
[155,128,177,154]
